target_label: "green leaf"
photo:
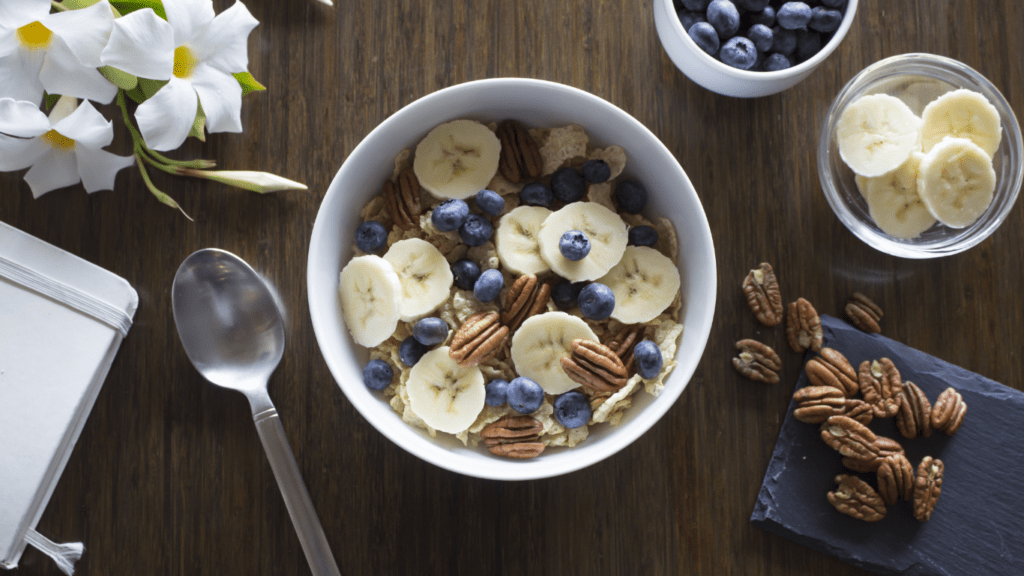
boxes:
[125,85,146,104]
[109,0,166,18]
[100,66,137,90]
[62,0,102,8]
[189,101,206,142]
[44,92,61,110]
[138,78,169,99]
[233,72,265,97]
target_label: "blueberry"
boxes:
[679,0,709,9]
[720,36,757,70]
[634,340,664,379]
[581,159,612,184]
[762,53,792,71]
[688,22,720,55]
[678,9,707,33]
[820,0,846,7]
[473,268,503,303]
[413,317,449,346]
[451,258,481,290]
[551,280,585,309]
[551,167,587,203]
[795,28,821,61]
[520,182,554,207]
[485,379,509,407]
[431,199,469,232]
[744,6,775,28]
[475,189,505,216]
[771,26,797,55]
[578,283,615,321]
[628,225,659,247]
[614,180,648,214]
[735,0,769,10]
[459,214,493,246]
[507,376,544,414]
[748,24,773,53]
[399,336,429,366]
[362,359,393,390]
[559,230,591,261]
[777,2,812,30]
[706,0,740,39]
[554,391,592,428]
[355,221,388,253]
[809,7,842,33]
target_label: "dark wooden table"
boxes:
[4,1,1022,574]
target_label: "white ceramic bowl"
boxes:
[308,78,717,480]
[653,0,859,98]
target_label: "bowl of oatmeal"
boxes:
[308,78,716,480]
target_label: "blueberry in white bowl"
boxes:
[355,221,388,253]
[432,198,469,232]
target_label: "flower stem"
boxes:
[135,154,192,220]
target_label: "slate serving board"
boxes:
[751,315,1024,576]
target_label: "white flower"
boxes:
[100,0,258,151]
[0,0,117,104]
[0,96,134,197]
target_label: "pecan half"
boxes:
[786,298,823,353]
[732,339,782,384]
[877,453,915,505]
[496,119,543,184]
[845,292,883,333]
[821,415,903,471]
[792,386,846,424]
[501,274,551,333]
[827,474,886,522]
[382,167,421,230]
[805,348,859,397]
[449,312,509,367]
[912,456,944,521]
[481,415,545,458]
[742,262,783,326]
[896,381,932,439]
[931,387,967,436]
[858,358,903,418]
[843,398,874,425]
[561,339,628,394]
[605,324,644,375]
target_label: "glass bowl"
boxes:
[818,53,1023,258]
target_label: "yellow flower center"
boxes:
[173,46,199,79]
[16,21,53,50]
[42,130,75,150]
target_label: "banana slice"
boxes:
[863,152,936,239]
[495,205,552,276]
[854,174,870,199]
[537,202,628,282]
[837,94,922,177]
[598,246,681,324]
[413,119,502,200]
[510,311,598,395]
[920,88,1002,158]
[383,238,454,322]
[917,137,996,228]
[338,255,403,347]
[405,347,485,434]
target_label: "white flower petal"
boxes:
[190,63,241,134]
[48,94,77,124]
[135,76,197,151]
[163,0,215,47]
[39,37,117,104]
[51,100,112,149]
[0,28,17,59]
[0,133,47,171]
[0,50,44,104]
[99,8,174,80]
[190,1,258,73]
[74,145,135,193]
[23,148,79,198]
[0,97,49,137]
[44,0,114,68]
[0,0,50,29]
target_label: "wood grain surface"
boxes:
[3,1,1023,574]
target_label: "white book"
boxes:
[0,221,137,574]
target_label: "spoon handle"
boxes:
[253,406,342,576]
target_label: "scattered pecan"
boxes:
[845,292,883,333]
[481,415,545,458]
[895,381,932,439]
[496,119,543,184]
[605,324,644,375]
[931,387,967,436]
[912,456,944,521]
[827,474,886,522]
[858,358,903,418]
[561,339,629,394]
[501,274,551,332]
[805,348,859,397]
[843,398,875,425]
[820,415,903,471]
[448,312,509,367]
[742,262,783,326]
[732,339,782,384]
[786,298,823,353]
[877,453,915,505]
[792,386,846,424]
[842,456,882,474]
[382,167,421,230]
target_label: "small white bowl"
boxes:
[307,78,717,480]
[653,0,859,98]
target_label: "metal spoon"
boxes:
[172,248,341,576]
